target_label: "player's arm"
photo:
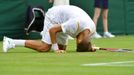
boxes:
[49,24,62,44]
[49,24,65,53]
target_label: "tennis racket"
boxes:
[93,47,133,52]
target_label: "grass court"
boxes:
[0,35,134,75]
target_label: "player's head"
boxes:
[76,29,96,52]
[76,38,96,52]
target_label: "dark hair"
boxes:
[76,40,95,52]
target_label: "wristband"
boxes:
[93,47,100,50]
[51,43,59,51]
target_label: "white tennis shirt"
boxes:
[43,5,95,38]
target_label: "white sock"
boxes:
[13,40,26,46]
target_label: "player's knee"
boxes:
[37,47,50,52]
[37,45,50,52]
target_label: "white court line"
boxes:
[82,61,134,66]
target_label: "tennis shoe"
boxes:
[3,36,15,52]
[92,32,102,39]
[103,32,115,38]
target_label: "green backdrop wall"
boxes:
[0,0,134,40]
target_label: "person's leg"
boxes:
[102,9,108,32]
[102,9,115,38]
[92,7,102,38]
[93,8,101,26]
[25,40,51,52]
[3,36,51,52]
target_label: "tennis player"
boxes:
[3,5,96,53]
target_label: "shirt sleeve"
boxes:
[61,19,79,37]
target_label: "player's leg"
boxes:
[25,40,51,52]
[3,36,51,52]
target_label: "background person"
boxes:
[92,0,115,38]
[48,0,70,6]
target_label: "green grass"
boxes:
[0,35,134,75]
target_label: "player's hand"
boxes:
[91,44,98,52]
[55,50,66,53]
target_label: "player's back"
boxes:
[46,5,91,23]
